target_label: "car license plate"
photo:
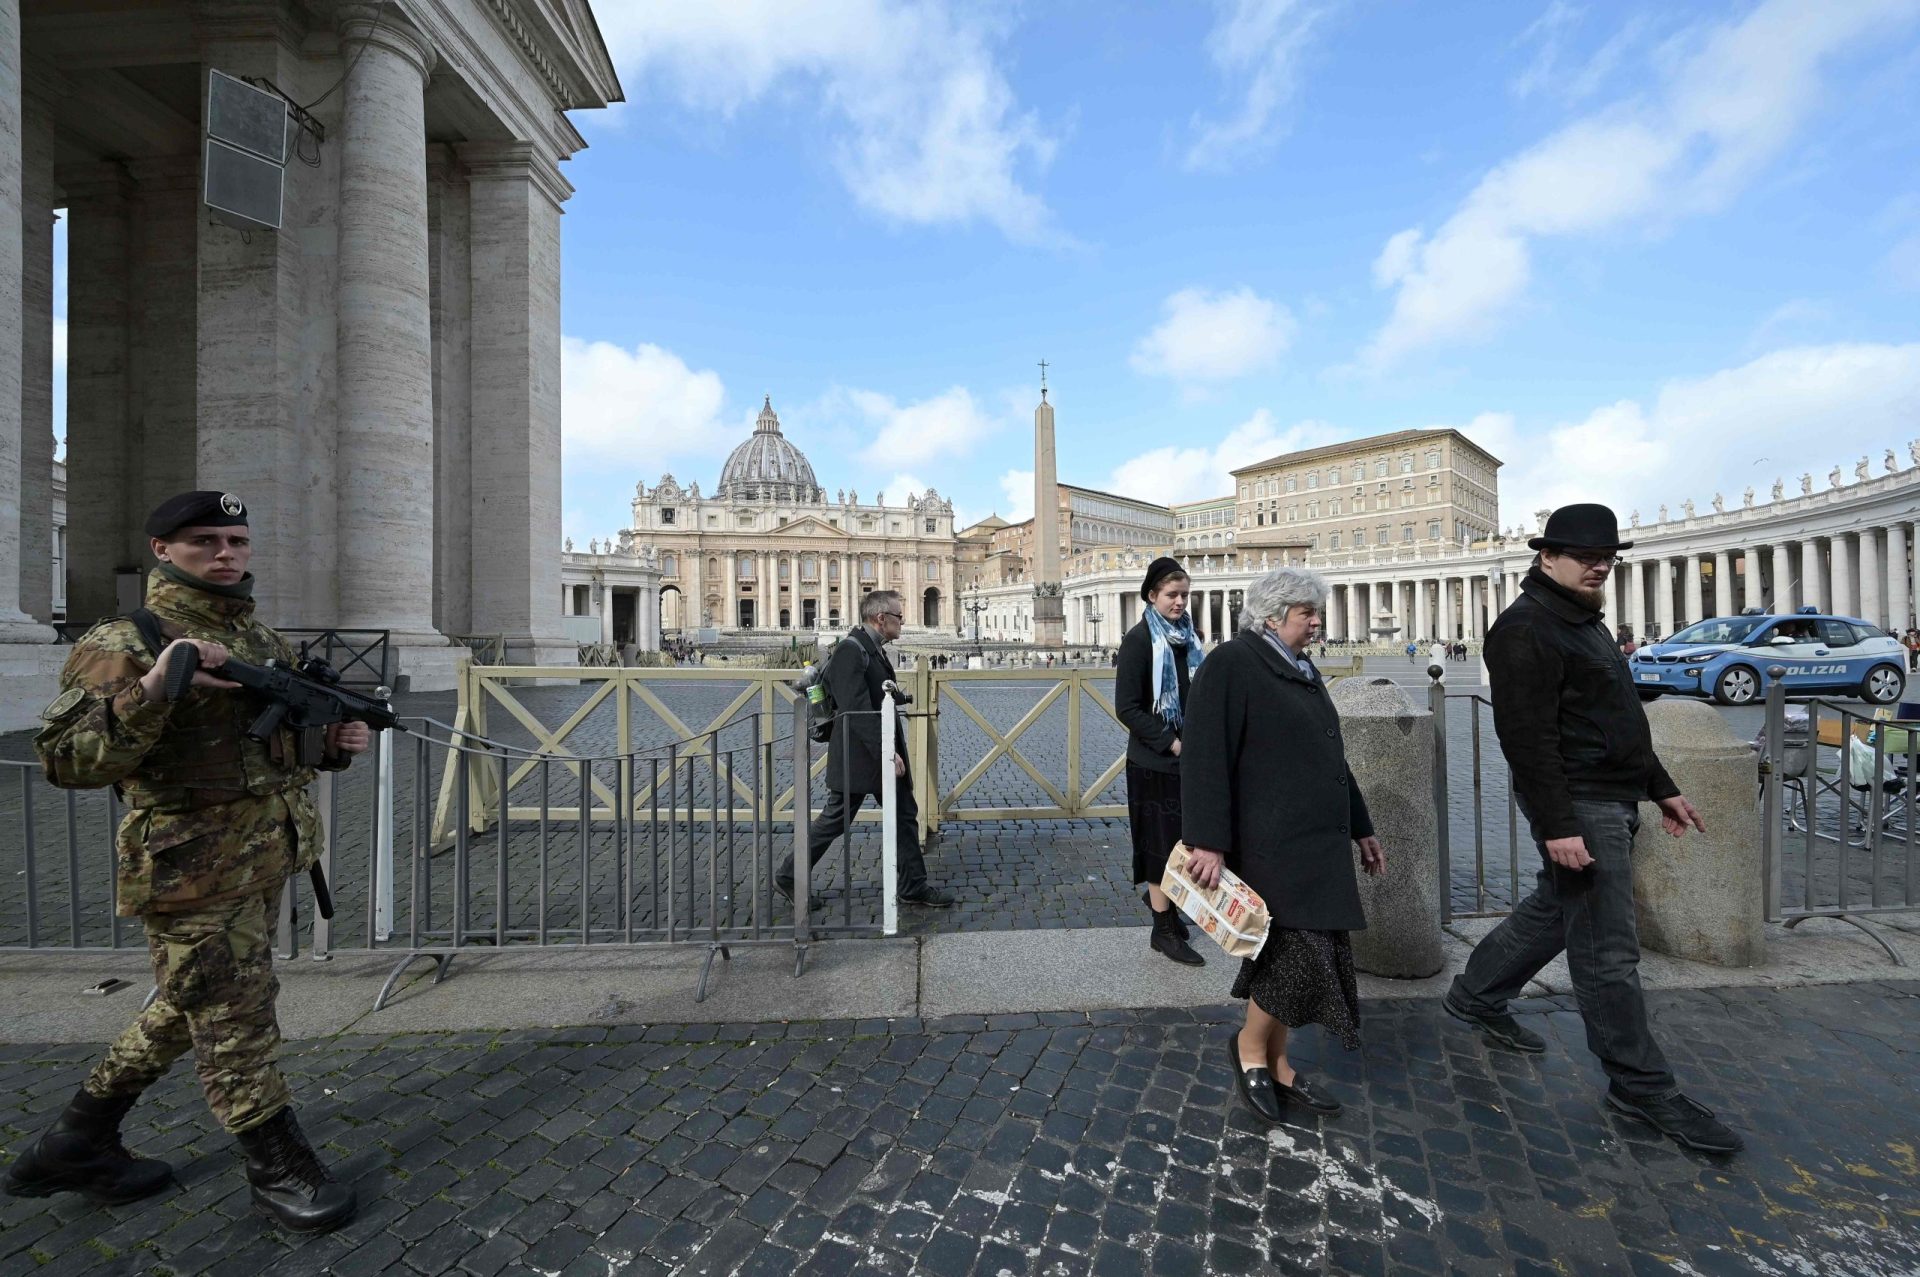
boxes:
[1638,673,1659,682]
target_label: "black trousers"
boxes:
[776,762,930,895]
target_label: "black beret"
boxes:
[146,491,249,539]
[1140,556,1187,601]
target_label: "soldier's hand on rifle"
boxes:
[326,722,373,755]
[138,639,240,701]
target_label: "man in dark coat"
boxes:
[776,590,953,908]
[1445,503,1740,1155]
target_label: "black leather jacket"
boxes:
[1485,567,1680,842]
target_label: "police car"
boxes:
[1630,606,1906,705]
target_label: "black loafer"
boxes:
[1225,1037,1284,1123]
[1444,993,1547,1054]
[899,886,955,907]
[772,879,824,913]
[1605,1086,1743,1155]
[1275,1072,1342,1117]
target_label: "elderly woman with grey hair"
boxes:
[1181,566,1386,1122]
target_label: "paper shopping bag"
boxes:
[1161,842,1271,960]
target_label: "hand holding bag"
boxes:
[1161,841,1271,959]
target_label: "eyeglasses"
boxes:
[1559,550,1623,569]
[880,612,903,621]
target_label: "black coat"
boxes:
[1179,631,1374,932]
[1114,619,1195,774]
[824,625,906,797]
[1486,568,1679,843]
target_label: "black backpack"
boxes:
[804,635,871,743]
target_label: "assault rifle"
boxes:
[160,645,399,761]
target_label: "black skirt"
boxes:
[1125,762,1182,888]
[1231,928,1362,1051]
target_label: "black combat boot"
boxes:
[2,1086,174,1205]
[234,1108,356,1233]
[1149,903,1205,966]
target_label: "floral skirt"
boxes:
[1125,763,1182,888]
[1231,927,1362,1051]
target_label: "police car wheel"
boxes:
[1862,663,1904,705]
[1713,666,1758,705]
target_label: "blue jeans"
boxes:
[1451,798,1677,1098]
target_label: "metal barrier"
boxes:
[1759,672,1916,965]
[1427,671,1528,922]
[278,628,394,688]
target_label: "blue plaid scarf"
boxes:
[1145,605,1205,728]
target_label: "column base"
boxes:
[0,637,74,732]
[497,633,580,668]
[382,631,467,694]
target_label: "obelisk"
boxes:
[1032,365,1065,647]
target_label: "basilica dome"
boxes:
[716,397,821,503]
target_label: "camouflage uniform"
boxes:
[34,567,348,1134]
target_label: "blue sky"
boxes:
[554,0,1920,546]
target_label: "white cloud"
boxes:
[880,473,930,505]
[1511,4,1652,104]
[1363,0,1920,367]
[851,385,1002,469]
[1131,287,1296,383]
[596,2,1059,242]
[1185,0,1323,172]
[998,469,1035,522]
[1107,409,1339,506]
[1485,343,1920,528]
[561,337,733,466]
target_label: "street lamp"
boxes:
[963,586,988,660]
[1087,603,1103,649]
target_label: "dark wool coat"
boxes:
[1179,631,1374,932]
[1113,619,1194,775]
[823,625,905,797]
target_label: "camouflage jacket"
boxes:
[34,568,350,916]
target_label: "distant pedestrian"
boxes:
[1115,557,1206,968]
[1405,641,1417,665]
[1182,567,1386,1122]
[1445,504,1739,1155]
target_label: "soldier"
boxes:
[2,492,368,1232]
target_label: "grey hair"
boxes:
[1240,566,1330,631]
[861,590,903,623]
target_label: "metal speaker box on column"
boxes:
[203,70,290,232]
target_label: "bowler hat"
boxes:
[1528,503,1633,553]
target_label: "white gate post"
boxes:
[880,691,899,937]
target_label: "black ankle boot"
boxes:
[1142,889,1192,941]
[1149,904,1205,966]
[2,1087,173,1205]
[234,1108,356,1233]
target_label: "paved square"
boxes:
[3,983,1917,1275]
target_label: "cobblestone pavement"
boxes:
[1,678,1899,947]
[3,983,1917,1276]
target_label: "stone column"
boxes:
[1771,541,1793,612]
[61,166,135,625]
[1800,540,1822,613]
[1627,560,1646,639]
[1681,553,1703,628]
[1654,556,1674,638]
[0,0,39,637]
[426,145,472,637]
[1438,577,1454,640]
[16,74,53,622]
[597,580,612,645]
[334,9,444,649]
[726,553,738,629]
[1333,678,1443,977]
[1858,528,1882,629]
[1887,524,1910,632]
[129,158,200,540]
[1712,550,1732,619]
[1830,533,1854,620]
[761,550,774,627]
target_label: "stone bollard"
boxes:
[1331,676,1445,977]
[1631,698,1765,967]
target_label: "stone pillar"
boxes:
[16,75,53,622]
[1887,523,1910,632]
[61,166,135,625]
[726,553,738,629]
[334,9,445,651]
[1712,550,1732,620]
[128,158,200,538]
[1413,578,1429,643]
[1681,553,1703,628]
[1798,540,1821,612]
[760,550,773,628]
[1632,699,1764,967]
[597,579,612,646]
[1858,529,1883,629]
[1626,560,1645,639]
[1331,677,1443,978]
[426,145,472,637]
[462,141,571,664]
[1830,533,1854,620]
[1654,556,1674,638]
[0,0,40,637]
[1438,577,1454,640]
[1771,541,1793,612]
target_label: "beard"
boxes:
[1570,583,1607,611]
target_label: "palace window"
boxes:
[925,518,936,533]
[1374,459,1388,477]
[1400,455,1413,474]
[737,555,755,580]
[801,557,817,582]
[1306,473,1318,489]
[1330,466,1342,484]
[1427,520,1441,539]
[1402,525,1414,542]
[1285,476,1297,492]
[925,561,938,580]
[1329,533,1341,550]
[828,561,841,582]
[860,557,876,579]
[890,559,903,580]
[778,559,790,581]
[661,553,677,578]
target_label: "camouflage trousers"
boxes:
[83,884,292,1134]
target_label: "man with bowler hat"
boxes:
[6,492,368,1229]
[1443,503,1741,1154]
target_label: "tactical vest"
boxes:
[112,576,309,811]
